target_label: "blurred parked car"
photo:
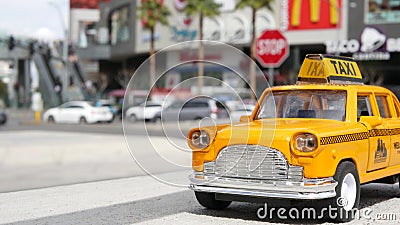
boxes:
[0,109,6,125]
[229,103,255,122]
[156,97,229,122]
[125,101,163,122]
[43,101,113,124]
[96,99,119,121]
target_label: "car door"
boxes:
[70,105,86,123]
[381,94,400,167]
[135,104,146,120]
[57,103,71,123]
[162,102,182,121]
[62,104,79,123]
[181,101,210,120]
[358,93,391,171]
[180,101,198,120]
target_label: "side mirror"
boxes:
[359,116,382,127]
[240,115,252,122]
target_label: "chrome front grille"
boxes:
[211,145,303,181]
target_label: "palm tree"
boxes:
[137,0,171,89]
[183,0,221,94]
[236,0,274,99]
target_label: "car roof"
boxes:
[268,84,392,93]
[62,101,92,106]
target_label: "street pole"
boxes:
[24,59,30,108]
[12,55,19,108]
[62,28,69,102]
[268,67,274,87]
[49,1,69,103]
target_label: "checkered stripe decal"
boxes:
[391,128,400,136]
[321,129,398,145]
[320,132,369,145]
[369,129,391,137]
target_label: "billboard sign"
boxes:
[281,0,342,31]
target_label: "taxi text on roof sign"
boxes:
[298,54,363,84]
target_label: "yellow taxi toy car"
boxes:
[188,54,400,221]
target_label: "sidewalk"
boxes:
[4,108,37,125]
[0,170,190,224]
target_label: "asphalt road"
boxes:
[1,170,400,225]
[0,130,190,192]
[0,109,228,192]
[0,109,225,139]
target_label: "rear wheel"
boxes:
[79,117,87,124]
[329,161,360,222]
[107,116,115,123]
[151,116,161,123]
[194,191,231,210]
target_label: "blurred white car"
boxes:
[125,102,162,122]
[228,103,255,122]
[43,101,113,124]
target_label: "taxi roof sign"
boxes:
[297,54,363,84]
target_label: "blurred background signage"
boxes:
[367,0,400,24]
[326,26,400,61]
[173,0,235,12]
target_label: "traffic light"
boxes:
[8,36,15,51]
[29,42,35,55]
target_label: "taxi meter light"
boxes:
[297,54,363,85]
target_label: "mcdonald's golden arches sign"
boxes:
[286,0,342,30]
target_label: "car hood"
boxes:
[44,107,59,113]
[214,118,350,146]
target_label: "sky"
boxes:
[0,0,69,41]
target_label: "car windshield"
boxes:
[256,90,347,121]
[141,102,161,107]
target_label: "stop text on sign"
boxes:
[257,39,287,55]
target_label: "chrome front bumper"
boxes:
[189,172,337,200]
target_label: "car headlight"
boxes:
[190,130,210,149]
[294,133,318,152]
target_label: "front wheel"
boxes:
[48,115,55,123]
[128,114,137,123]
[194,191,231,210]
[330,161,360,222]
[79,117,87,124]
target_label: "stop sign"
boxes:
[256,30,289,67]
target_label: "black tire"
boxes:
[151,116,160,123]
[79,117,87,124]
[129,114,137,123]
[107,116,115,123]
[399,175,400,189]
[48,115,55,123]
[329,161,360,222]
[194,191,231,210]
[0,115,6,125]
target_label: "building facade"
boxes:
[73,0,400,99]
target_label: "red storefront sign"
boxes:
[285,0,342,30]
